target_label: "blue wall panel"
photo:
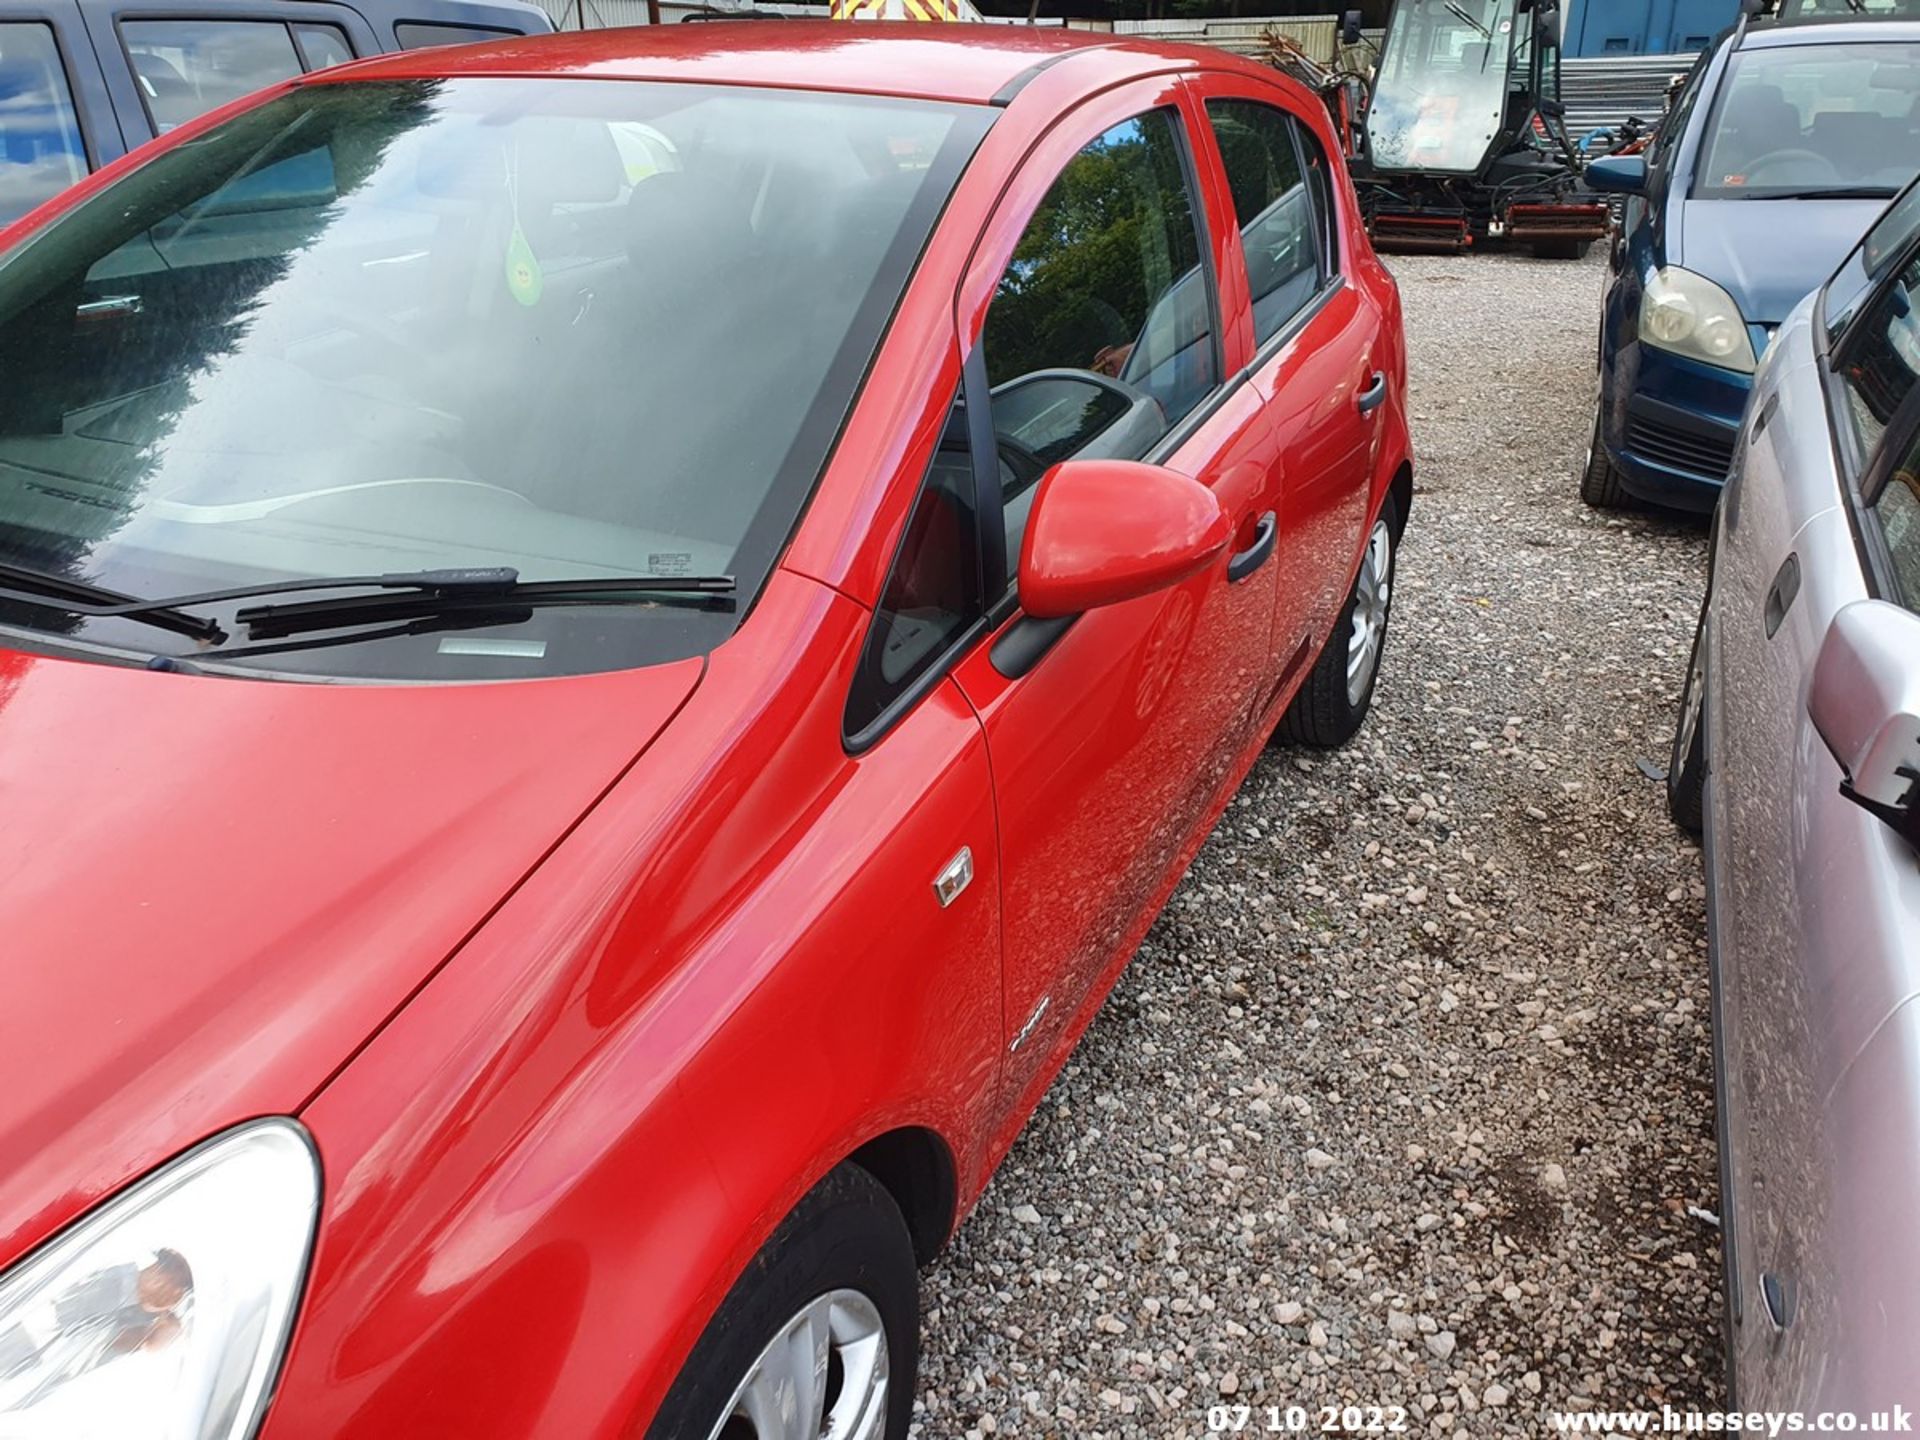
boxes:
[1565,0,1740,55]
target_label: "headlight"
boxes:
[1639,267,1757,373]
[0,1120,318,1440]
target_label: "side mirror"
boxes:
[1341,8,1363,45]
[1809,600,1920,844]
[1584,154,1648,195]
[1534,3,1559,37]
[1018,459,1229,620]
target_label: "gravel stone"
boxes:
[912,251,1718,1436]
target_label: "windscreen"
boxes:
[1365,0,1520,174]
[1693,41,1920,200]
[0,78,988,679]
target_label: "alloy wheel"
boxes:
[1347,518,1393,706]
[707,1289,889,1440]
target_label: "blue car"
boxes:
[1581,13,1920,512]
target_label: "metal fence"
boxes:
[1111,15,1338,60]
[1561,51,1696,136]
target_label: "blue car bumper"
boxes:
[1601,343,1749,514]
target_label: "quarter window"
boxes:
[0,22,88,226]
[123,21,313,133]
[292,24,354,71]
[1206,99,1328,347]
[394,22,518,49]
[845,394,985,740]
[982,109,1217,562]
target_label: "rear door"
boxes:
[78,0,379,147]
[1189,72,1385,680]
[0,4,121,223]
[947,76,1285,1114]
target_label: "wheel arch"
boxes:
[848,1125,959,1266]
[1386,459,1413,538]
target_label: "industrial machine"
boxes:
[1351,0,1610,256]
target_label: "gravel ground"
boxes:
[913,251,1721,1438]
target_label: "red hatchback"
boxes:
[0,23,1410,1440]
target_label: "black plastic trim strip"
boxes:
[990,612,1076,679]
[988,49,1087,108]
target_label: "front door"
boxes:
[948,79,1283,1117]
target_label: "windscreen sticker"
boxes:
[649,552,693,576]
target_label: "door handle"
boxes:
[1226,510,1278,584]
[1356,371,1388,415]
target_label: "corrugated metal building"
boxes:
[1563,0,1739,56]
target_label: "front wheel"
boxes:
[1580,405,1631,510]
[1669,602,1708,835]
[646,1165,918,1440]
[1277,495,1398,748]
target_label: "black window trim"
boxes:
[1284,105,1337,284]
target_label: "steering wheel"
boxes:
[1742,150,1842,188]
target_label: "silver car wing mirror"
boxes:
[1809,599,1920,844]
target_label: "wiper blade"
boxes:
[0,562,225,643]
[1445,1,1492,39]
[236,570,737,640]
[1735,186,1898,201]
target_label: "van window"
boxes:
[394,22,518,49]
[0,22,88,226]
[122,21,306,133]
[293,24,355,71]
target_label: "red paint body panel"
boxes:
[0,648,701,1269]
[0,23,1413,1439]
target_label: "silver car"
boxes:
[1669,179,1920,1408]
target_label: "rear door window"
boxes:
[122,20,306,133]
[394,21,518,48]
[1205,98,1328,347]
[0,22,89,226]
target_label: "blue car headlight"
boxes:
[0,1121,318,1440]
[1640,267,1758,374]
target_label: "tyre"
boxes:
[1532,236,1594,261]
[1580,405,1631,509]
[1669,600,1708,836]
[1277,495,1397,748]
[646,1164,918,1440]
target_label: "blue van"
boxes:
[1580,13,1920,511]
[0,0,551,226]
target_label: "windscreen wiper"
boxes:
[234,569,737,640]
[1736,186,1898,201]
[1444,2,1492,39]
[0,562,226,643]
[0,563,735,646]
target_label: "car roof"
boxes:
[1739,16,1920,47]
[298,20,1249,105]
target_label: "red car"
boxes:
[0,22,1410,1440]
